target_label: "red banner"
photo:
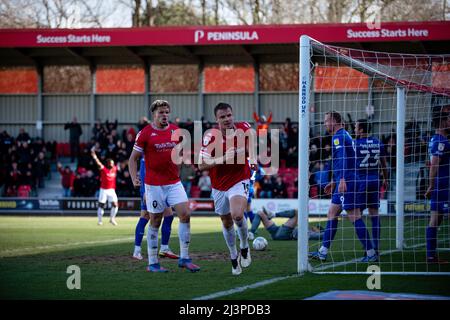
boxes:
[1,21,449,48]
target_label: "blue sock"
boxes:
[246,210,255,223]
[322,219,339,249]
[161,215,174,246]
[426,226,438,258]
[134,217,149,247]
[250,214,261,234]
[371,216,380,252]
[354,218,373,251]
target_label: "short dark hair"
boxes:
[356,119,371,134]
[325,111,343,124]
[150,99,171,113]
[214,102,232,117]
[432,105,450,129]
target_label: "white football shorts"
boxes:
[211,179,250,215]
[145,181,188,214]
[98,188,118,204]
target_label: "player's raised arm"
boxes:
[91,147,104,170]
[128,149,142,188]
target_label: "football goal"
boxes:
[298,35,450,275]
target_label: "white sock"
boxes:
[319,246,328,255]
[235,218,249,249]
[134,245,141,253]
[160,244,169,251]
[110,206,118,219]
[178,222,191,259]
[97,207,104,222]
[367,249,376,257]
[222,225,238,260]
[147,226,159,265]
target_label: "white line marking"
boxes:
[193,275,299,300]
[0,237,134,257]
[193,240,449,300]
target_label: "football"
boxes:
[252,236,268,251]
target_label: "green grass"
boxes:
[0,216,449,300]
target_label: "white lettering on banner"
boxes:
[252,199,388,215]
[194,30,259,43]
[347,28,429,39]
[36,34,111,45]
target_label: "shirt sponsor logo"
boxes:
[155,142,177,151]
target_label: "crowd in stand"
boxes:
[0,129,56,197]
[0,114,429,199]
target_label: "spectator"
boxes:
[137,116,149,132]
[57,162,75,197]
[198,170,212,198]
[180,163,196,197]
[272,176,287,198]
[34,152,50,188]
[16,128,31,144]
[92,120,104,141]
[314,162,331,198]
[17,141,32,171]
[6,162,21,196]
[0,130,14,154]
[83,170,99,197]
[259,175,274,198]
[64,116,83,163]
[253,109,273,137]
[72,172,84,197]
[117,169,135,197]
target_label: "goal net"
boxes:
[298,35,450,275]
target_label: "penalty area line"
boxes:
[192,274,299,300]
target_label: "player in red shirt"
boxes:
[128,99,200,273]
[199,102,256,275]
[91,148,119,226]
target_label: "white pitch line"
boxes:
[193,274,299,300]
[193,240,449,300]
[0,237,134,257]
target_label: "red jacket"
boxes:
[58,168,75,188]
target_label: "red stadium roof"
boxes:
[1,21,449,66]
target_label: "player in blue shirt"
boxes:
[424,105,450,264]
[309,111,377,262]
[246,165,265,240]
[132,156,179,260]
[355,119,389,256]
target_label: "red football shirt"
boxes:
[201,122,252,191]
[100,166,117,189]
[133,123,180,186]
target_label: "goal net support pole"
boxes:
[298,35,311,274]
[396,86,406,250]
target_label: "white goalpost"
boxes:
[298,35,450,275]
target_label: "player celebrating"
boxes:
[128,99,200,273]
[91,148,119,226]
[132,156,179,260]
[309,111,377,262]
[355,119,389,255]
[199,102,254,275]
[425,106,450,264]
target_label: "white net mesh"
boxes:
[300,36,450,274]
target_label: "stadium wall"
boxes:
[0,91,434,142]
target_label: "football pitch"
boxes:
[0,215,449,300]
